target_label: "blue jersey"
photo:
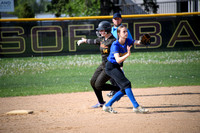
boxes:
[111,25,133,41]
[107,38,135,64]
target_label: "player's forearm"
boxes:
[134,40,141,45]
[114,53,130,64]
[87,39,98,45]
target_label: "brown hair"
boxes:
[117,25,126,39]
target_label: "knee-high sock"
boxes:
[105,91,124,107]
[125,88,139,108]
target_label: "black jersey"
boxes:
[87,35,116,66]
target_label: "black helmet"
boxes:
[96,21,111,33]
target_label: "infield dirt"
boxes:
[0,86,200,133]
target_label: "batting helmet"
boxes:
[96,21,111,33]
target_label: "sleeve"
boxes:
[111,41,119,54]
[86,37,101,45]
[127,38,135,46]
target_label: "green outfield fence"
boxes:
[0,12,200,57]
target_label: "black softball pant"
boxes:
[105,61,131,93]
[90,63,120,104]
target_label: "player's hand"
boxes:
[127,45,132,56]
[77,38,87,46]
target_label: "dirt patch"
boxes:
[0,86,200,133]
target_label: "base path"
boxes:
[0,86,200,133]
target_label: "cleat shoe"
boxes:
[133,106,149,113]
[107,91,117,97]
[92,102,105,108]
[103,105,117,114]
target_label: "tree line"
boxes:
[10,0,159,18]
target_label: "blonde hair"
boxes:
[117,25,126,39]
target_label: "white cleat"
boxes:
[133,106,149,113]
[103,105,117,114]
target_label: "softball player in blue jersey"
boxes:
[103,25,149,114]
[107,12,133,97]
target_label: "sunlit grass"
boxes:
[0,50,200,97]
[0,55,101,76]
[126,50,200,64]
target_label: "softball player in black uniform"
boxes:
[77,21,120,108]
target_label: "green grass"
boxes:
[0,50,200,97]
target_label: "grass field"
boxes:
[0,50,200,97]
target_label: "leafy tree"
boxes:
[18,3,35,18]
[142,0,159,14]
[9,0,49,18]
[11,0,36,17]
[46,0,68,17]
[46,0,100,17]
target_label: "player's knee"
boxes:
[122,81,131,90]
[94,82,103,91]
[90,78,95,88]
[120,89,126,94]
